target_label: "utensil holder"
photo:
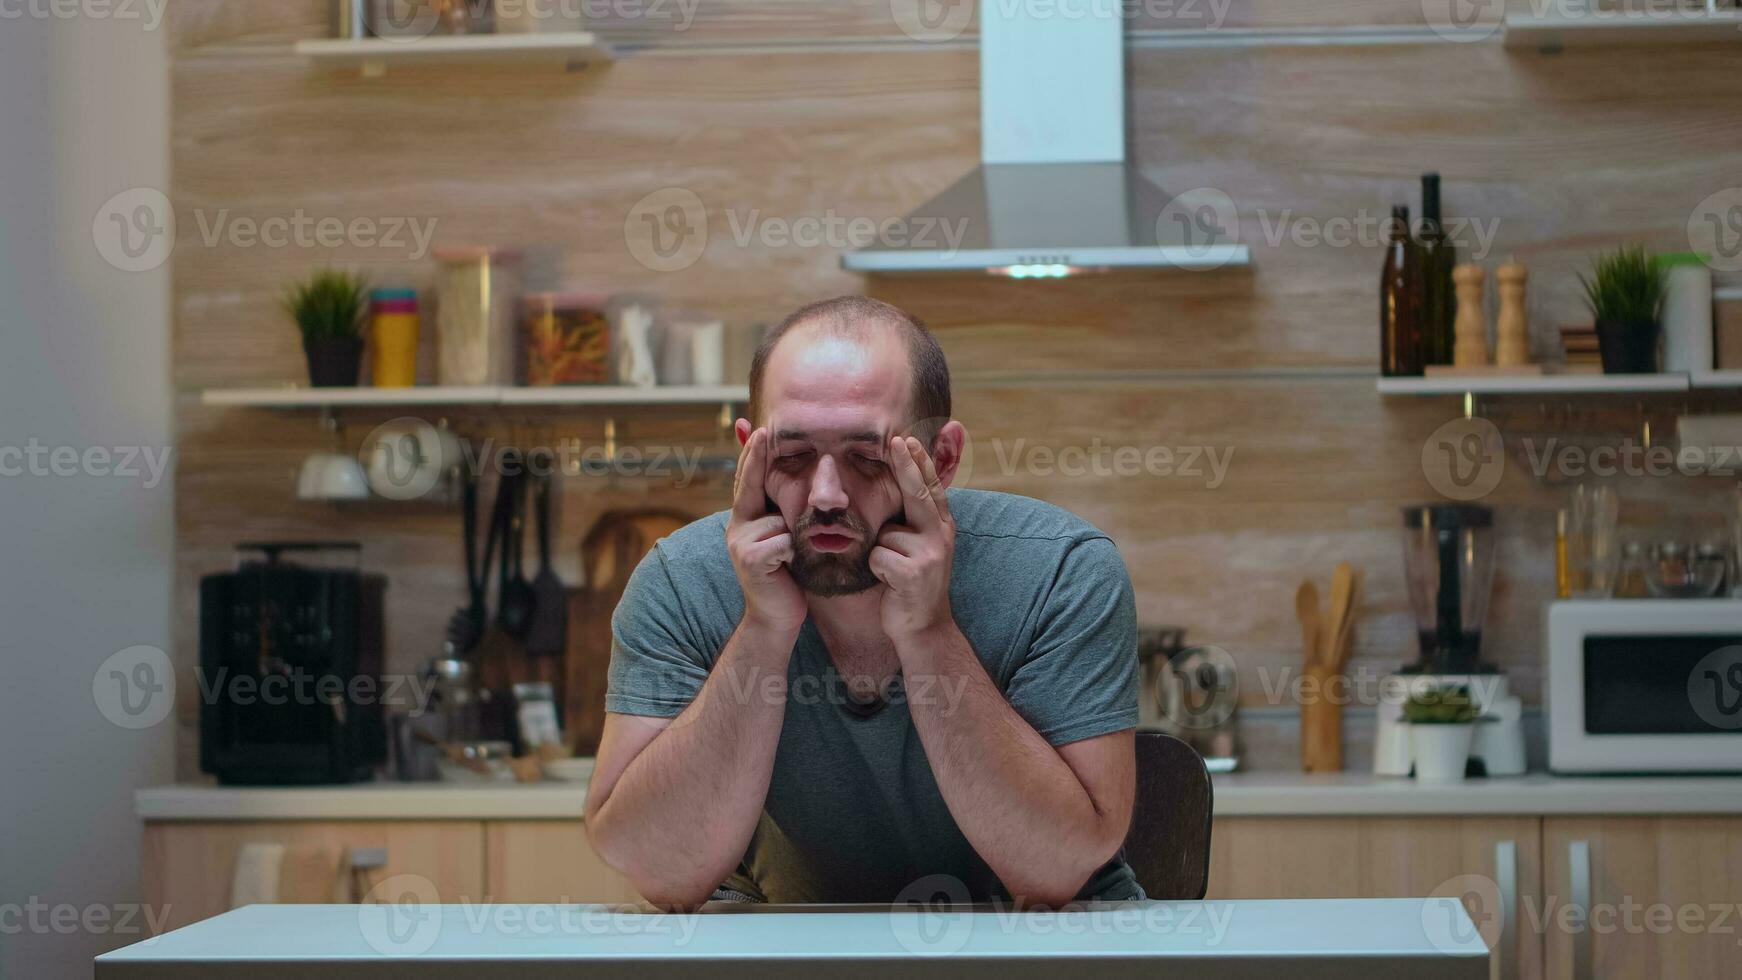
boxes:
[1299,665,1343,772]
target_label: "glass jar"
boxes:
[434,247,519,386]
[520,293,611,386]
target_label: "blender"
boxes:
[1374,504,1527,777]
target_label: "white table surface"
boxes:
[95,900,1487,979]
[134,771,1742,821]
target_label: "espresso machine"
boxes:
[1374,505,1527,777]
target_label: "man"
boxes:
[584,296,1141,909]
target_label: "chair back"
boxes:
[1120,732,1214,900]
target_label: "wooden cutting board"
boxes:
[563,509,693,756]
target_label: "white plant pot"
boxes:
[1411,723,1475,783]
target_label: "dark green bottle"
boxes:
[1417,173,1457,366]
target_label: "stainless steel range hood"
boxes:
[843,3,1248,277]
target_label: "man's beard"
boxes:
[788,509,881,598]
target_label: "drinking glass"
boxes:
[1560,484,1621,599]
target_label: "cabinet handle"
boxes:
[1568,840,1592,980]
[1494,839,1518,980]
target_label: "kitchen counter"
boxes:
[135,771,1742,821]
[95,900,1486,979]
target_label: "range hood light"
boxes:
[997,263,1082,280]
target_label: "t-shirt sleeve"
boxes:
[1003,536,1140,747]
[604,545,712,718]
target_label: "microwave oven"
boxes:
[1546,600,1742,774]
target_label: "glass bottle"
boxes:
[1417,174,1458,367]
[1380,205,1424,376]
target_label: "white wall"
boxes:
[0,7,175,979]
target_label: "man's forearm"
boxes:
[586,620,795,907]
[899,622,1129,906]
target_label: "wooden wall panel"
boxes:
[168,2,1742,776]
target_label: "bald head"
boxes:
[748,296,952,444]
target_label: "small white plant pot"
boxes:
[1411,723,1475,783]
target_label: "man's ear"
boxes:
[928,421,968,489]
[735,418,752,447]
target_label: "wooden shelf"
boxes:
[1692,370,1742,389]
[1503,9,1742,49]
[1377,373,1692,397]
[294,32,614,77]
[200,385,747,409]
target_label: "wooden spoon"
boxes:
[1325,563,1357,671]
[1332,567,1364,672]
[1295,581,1324,667]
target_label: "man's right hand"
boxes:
[727,427,806,634]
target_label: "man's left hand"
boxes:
[870,435,956,647]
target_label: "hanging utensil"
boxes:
[525,459,568,659]
[444,468,485,656]
[498,453,537,640]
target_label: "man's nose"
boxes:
[807,456,850,513]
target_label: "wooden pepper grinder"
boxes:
[1453,263,1491,368]
[1495,260,1530,367]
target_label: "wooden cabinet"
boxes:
[143,821,487,932]
[143,818,640,934]
[1541,817,1742,980]
[485,821,641,903]
[1210,817,1545,980]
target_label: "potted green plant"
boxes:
[285,269,369,388]
[1403,684,1478,783]
[1577,245,1667,375]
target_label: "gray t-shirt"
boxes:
[605,488,1143,904]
